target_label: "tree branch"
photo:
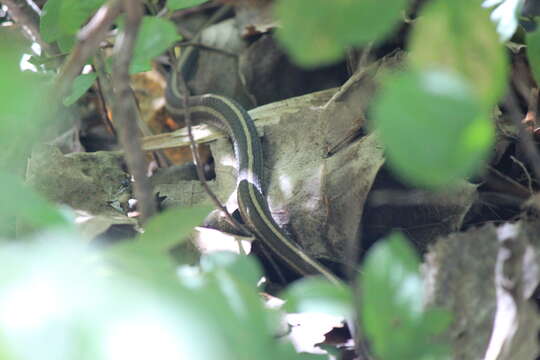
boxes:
[2,0,60,56]
[111,0,156,222]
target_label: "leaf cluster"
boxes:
[0,0,530,359]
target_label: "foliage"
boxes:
[63,73,96,106]
[360,234,452,360]
[372,0,505,187]
[121,16,180,74]
[370,69,492,187]
[282,234,452,360]
[0,0,523,358]
[0,234,300,360]
[275,0,408,67]
[41,0,105,52]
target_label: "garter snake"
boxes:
[165,49,341,286]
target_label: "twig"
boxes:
[175,67,250,253]
[92,53,116,136]
[171,6,251,247]
[324,54,379,107]
[3,0,60,56]
[54,0,122,98]
[112,0,156,222]
[345,43,373,76]
[509,155,534,194]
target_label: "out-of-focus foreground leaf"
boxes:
[360,233,452,360]
[0,233,308,360]
[275,0,408,67]
[40,0,105,52]
[409,0,508,109]
[370,69,493,188]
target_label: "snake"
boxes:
[165,47,342,286]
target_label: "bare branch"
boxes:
[111,0,156,222]
[54,0,122,97]
[2,0,59,55]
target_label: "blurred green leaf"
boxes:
[63,73,97,106]
[0,338,16,360]
[360,233,452,360]
[370,69,493,188]
[0,235,302,360]
[200,251,263,286]
[128,16,181,73]
[167,0,208,11]
[0,237,231,360]
[105,206,211,283]
[41,0,105,46]
[178,252,297,360]
[196,253,285,359]
[137,205,212,252]
[0,173,71,235]
[482,0,525,41]
[409,0,508,109]
[0,30,57,171]
[527,28,540,84]
[281,277,353,318]
[57,35,76,53]
[275,0,408,67]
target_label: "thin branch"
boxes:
[92,53,117,136]
[175,46,250,231]
[169,4,253,251]
[54,0,122,98]
[174,62,250,254]
[2,0,60,56]
[112,0,156,222]
[509,156,534,194]
[93,71,116,137]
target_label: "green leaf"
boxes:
[409,0,508,109]
[137,205,212,254]
[0,30,58,179]
[359,233,452,360]
[129,16,181,74]
[0,172,71,235]
[200,252,263,286]
[41,0,106,43]
[275,0,408,67]
[190,253,289,360]
[57,34,76,53]
[167,0,208,11]
[482,0,525,41]
[527,28,540,84]
[281,277,353,318]
[370,69,493,188]
[0,234,301,360]
[63,73,97,106]
[0,238,231,360]
[105,206,211,284]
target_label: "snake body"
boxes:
[165,54,341,286]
